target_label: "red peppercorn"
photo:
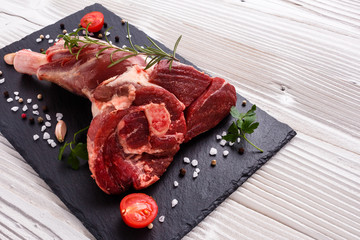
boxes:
[21,113,27,119]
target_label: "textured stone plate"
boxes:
[0,4,296,240]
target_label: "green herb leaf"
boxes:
[67,152,80,170]
[58,22,182,70]
[223,104,263,152]
[59,126,89,169]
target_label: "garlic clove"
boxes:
[55,120,67,142]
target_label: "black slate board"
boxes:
[0,4,296,240]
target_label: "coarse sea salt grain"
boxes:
[11,106,19,112]
[45,34,50,39]
[223,150,229,157]
[216,134,222,140]
[171,199,178,208]
[22,105,28,112]
[106,31,110,36]
[56,112,63,119]
[32,104,38,110]
[221,131,227,136]
[173,181,179,187]
[159,216,165,223]
[15,96,20,100]
[7,98,13,103]
[45,114,51,121]
[195,168,200,173]
[33,134,40,141]
[27,98,32,104]
[122,45,127,48]
[193,171,199,178]
[209,147,217,156]
[50,142,57,148]
[32,110,39,115]
[219,139,227,146]
[191,159,198,167]
[0,78,5,84]
[43,132,50,140]
[48,39,54,44]
[47,139,54,145]
[36,38,42,43]
[183,157,190,164]
[14,91,19,96]
[229,141,234,146]
[237,137,241,143]
[41,125,46,132]
[45,121,51,127]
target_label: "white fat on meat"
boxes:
[90,65,159,117]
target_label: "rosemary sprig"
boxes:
[57,22,182,70]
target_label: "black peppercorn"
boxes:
[60,23,65,29]
[179,168,186,177]
[238,147,245,155]
[242,100,247,107]
[29,117,35,124]
[115,36,120,42]
[104,22,108,28]
[42,105,49,112]
[3,91,9,98]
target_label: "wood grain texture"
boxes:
[0,0,359,239]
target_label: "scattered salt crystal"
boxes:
[183,157,190,164]
[22,105,28,112]
[50,142,57,148]
[32,110,39,115]
[32,104,38,110]
[109,41,112,45]
[47,139,54,144]
[55,38,59,42]
[14,91,19,96]
[209,147,217,156]
[0,78,4,84]
[221,131,227,136]
[229,141,235,146]
[73,28,77,32]
[15,96,20,100]
[82,30,86,35]
[191,159,198,167]
[33,134,39,141]
[56,113,63,119]
[36,38,42,43]
[216,135,222,140]
[159,216,165,223]
[223,150,229,157]
[11,106,19,112]
[48,39,54,44]
[122,45,127,48]
[45,34,50,39]
[126,34,131,39]
[27,98,32,104]
[171,199,178,208]
[193,171,199,178]
[41,125,46,132]
[237,137,241,143]
[7,98,13,102]
[45,114,51,121]
[43,132,50,140]
[219,139,227,146]
[173,181,179,187]
[195,168,200,173]
[105,31,110,36]
[45,121,51,127]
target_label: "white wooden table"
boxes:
[1,0,359,239]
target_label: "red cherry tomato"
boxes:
[80,11,104,32]
[120,193,158,228]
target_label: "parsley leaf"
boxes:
[58,126,89,169]
[224,105,263,152]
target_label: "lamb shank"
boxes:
[7,38,236,194]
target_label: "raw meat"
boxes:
[9,38,236,194]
